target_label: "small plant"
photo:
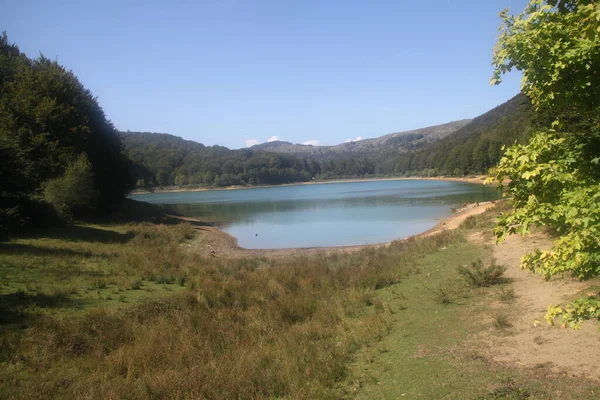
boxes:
[533,335,545,345]
[129,279,142,290]
[457,259,507,288]
[493,313,512,329]
[89,278,108,290]
[424,285,453,305]
[480,377,530,399]
[155,274,175,285]
[499,287,516,301]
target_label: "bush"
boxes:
[493,313,512,329]
[457,259,507,288]
[44,154,98,220]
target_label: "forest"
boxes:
[0,32,132,234]
[120,94,535,189]
[0,25,537,236]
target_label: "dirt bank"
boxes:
[478,231,600,380]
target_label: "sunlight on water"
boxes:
[133,180,499,249]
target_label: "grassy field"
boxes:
[0,205,598,399]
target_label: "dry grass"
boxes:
[0,221,464,399]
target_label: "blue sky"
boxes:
[2,0,527,149]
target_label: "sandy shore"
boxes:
[132,175,493,195]
[175,201,496,259]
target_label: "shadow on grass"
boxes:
[0,291,84,325]
[24,225,134,244]
[0,242,99,257]
[104,199,184,224]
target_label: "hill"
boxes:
[119,94,533,187]
[249,119,472,156]
[392,94,534,176]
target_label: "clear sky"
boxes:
[2,0,527,149]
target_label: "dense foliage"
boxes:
[489,0,600,328]
[43,154,98,220]
[392,94,534,176]
[0,33,132,231]
[120,132,322,187]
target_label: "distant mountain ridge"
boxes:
[119,94,533,187]
[249,119,472,155]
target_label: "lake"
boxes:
[133,180,500,249]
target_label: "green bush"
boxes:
[457,259,507,288]
[44,154,98,220]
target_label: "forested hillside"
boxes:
[121,94,533,187]
[391,94,534,176]
[120,132,321,187]
[0,33,132,232]
[0,29,535,219]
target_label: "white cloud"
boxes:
[344,136,364,143]
[302,140,320,146]
[267,135,281,142]
[245,139,260,147]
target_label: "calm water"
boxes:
[134,180,500,249]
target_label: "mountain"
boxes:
[249,119,472,156]
[394,94,534,176]
[119,94,533,187]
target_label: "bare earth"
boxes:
[481,232,600,380]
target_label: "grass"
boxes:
[0,214,469,399]
[500,287,517,302]
[343,211,600,399]
[1,205,598,399]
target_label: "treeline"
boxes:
[122,94,534,188]
[120,131,381,187]
[391,94,534,176]
[0,33,132,233]
[0,29,535,235]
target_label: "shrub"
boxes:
[44,154,98,220]
[457,259,507,288]
[500,287,516,302]
[425,285,453,305]
[493,313,512,329]
[129,279,142,290]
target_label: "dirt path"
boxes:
[182,201,496,259]
[483,232,600,380]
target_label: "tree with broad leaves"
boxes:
[489,0,600,328]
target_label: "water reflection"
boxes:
[134,180,500,248]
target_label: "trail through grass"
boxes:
[1,208,598,399]
[345,231,600,399]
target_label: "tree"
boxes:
[44,154,98,220]
[0,33,133,218]
[489,0,600,328]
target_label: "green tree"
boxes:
[0,33,132,215]
[489,0,600,328]
[44,154,98,220]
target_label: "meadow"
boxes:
[1,203,598,399]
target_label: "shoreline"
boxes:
[179,200,496,259]
[131,175,491,195]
